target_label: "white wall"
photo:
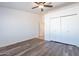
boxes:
[45,3,79,47]
[0,7,41,47]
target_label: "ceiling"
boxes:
[0,2,76,14]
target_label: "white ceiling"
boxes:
[0,2,76,14]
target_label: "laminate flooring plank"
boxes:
[0,38,79,56]
[35,42,52,56]
[0,38,43,56]
[49,42,64,56]
[21,41,49,56]
[41,42,57,56]
[16,41,44,56]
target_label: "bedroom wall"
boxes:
[0,7,41,47]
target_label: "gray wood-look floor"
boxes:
[0,38,79,56]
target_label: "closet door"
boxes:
[61,14,79,46]
[50,17,61,41]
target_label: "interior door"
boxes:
[61,14,79,46]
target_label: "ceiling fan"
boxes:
[32,2,53,12]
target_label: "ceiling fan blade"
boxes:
[32,6,38,9]
[44,5,53,7]
[43,2,46,4]
[41,8,43,12]
[34,2,45,4]
[34,2,40,4]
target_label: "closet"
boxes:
[45,13,79,46]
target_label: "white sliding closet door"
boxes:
[50,17,61,41]
[61,14,79,46]
[48,14,79,46]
